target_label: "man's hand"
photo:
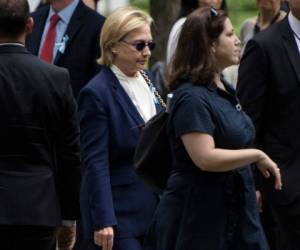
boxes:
[94,226,114,250]
[57,225,76,250]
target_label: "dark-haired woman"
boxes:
[166,0,227,64]
[143,8,281,250]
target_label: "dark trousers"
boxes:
[0,225,56,250]
[261,198,300,250]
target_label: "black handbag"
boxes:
[134,110,172,192]
[134,71,172,192]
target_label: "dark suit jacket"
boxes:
[26,0,105,98]
[237,17,300,206]
[79,67,160,239]
[0,44,81,226]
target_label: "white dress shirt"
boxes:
[289,12,300,54]
[111,65,157,122]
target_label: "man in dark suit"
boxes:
[237,0,300,249]
[0,0,81,249]
[26,0,105,98]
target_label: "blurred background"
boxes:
[27,0,257,65]
[130,0,256,64]
[131,0,256,32]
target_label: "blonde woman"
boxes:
[79,6,162,250]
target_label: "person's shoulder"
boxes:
[24,53,67,75]
[31,58,72,94]
[81,67,113,94]
[168,82,214,120]
[253,17,287,45]
[78,67,116,106]
[240,17,256,36]
[244,18,286,56]
[30,4,49,19]
[21,54,71,96]
[240,17,256,30]
[79,2,105,24]
[86,8,105,22]
[174,81,209,94]
[172,81,211,105]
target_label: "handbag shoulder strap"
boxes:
[140,70,167,108]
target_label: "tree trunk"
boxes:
[150,0,180,66]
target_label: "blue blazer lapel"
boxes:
[103,68,145,127]
[53,1,85,64]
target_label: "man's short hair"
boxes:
[0,0,30,38]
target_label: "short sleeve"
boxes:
[170,91,215,138]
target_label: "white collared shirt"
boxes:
[288,12,300,54]
[110,65,157,122]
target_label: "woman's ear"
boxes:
[111,43,118,54]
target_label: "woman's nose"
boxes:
[142,45,151,56]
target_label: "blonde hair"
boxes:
[97,6,153,66]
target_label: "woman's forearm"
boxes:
[182,133,264,172]
[193,148,263,172]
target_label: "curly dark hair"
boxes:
[168,7,227,90]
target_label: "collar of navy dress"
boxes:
[205,80,243,112]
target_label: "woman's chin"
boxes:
[137,64,146,71]
[231,58,240,66]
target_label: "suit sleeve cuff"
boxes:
[62,220,76,227]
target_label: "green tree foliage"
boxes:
[130,0,149,11]
[130,0,256,12]
[227,0,256,11]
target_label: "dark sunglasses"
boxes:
[120,40,156,51]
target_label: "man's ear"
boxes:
[25,17,34,35]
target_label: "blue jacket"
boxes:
[79,67,160,239]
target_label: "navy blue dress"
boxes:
[143,81,269,250]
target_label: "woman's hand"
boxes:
[256,152,282,190]
[94,227,114,250]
